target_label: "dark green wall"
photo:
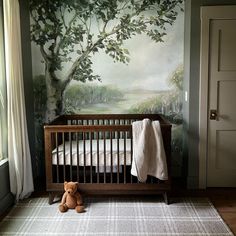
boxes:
[0,161,14,215]
[0,0,13,216]
[183,0,236,188]
[19,0,36,175]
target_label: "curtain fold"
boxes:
[3,0,34,200]
[0,1,7,162]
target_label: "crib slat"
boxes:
[110,131,113,183]
[63,132,66,181]
[130,130,133,184]
[117,131,119,184]
[69,132,72,181]
[90,132,93,183]
[103,131,106,183]
[76,132,79,182]
[56,132,59,183]
[97,131,99,183]
[83,132,86,183]
[91,120,94,139]
[124,132,126,184]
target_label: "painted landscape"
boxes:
[30,0,184,177]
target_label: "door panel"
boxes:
[215,130,236,170]
[218,21,236,71]
[218,81,236,126]
[207,19,236,187]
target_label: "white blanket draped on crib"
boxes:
[131,119,168,182]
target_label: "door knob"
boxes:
[210,109,217,120]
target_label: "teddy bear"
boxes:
[59,181,85,213]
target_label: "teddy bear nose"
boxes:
[68,191,70,194]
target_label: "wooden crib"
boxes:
[44,114,172,204]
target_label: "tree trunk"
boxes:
[45,68,64,122]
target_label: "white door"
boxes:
[207,14,236,186]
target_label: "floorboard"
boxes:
[171,187,236,236]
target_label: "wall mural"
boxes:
[30,0,184,178]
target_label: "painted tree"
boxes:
[168,64,183,91]
[30,0,183,121]
[168,65,183,114]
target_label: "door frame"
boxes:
[199,5,236,188]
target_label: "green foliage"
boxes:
[129,65,184,159]
[129,91,183,158]
[33,74,47,177]
[172,124,183,152]
[129,91,182,121]
[168,64,183,91]
[33,74,47,113]
[72,56,101,82]
[129,92,182,123]
[63,83,124,113]
[30,0,183,86]
[129,65,183,125]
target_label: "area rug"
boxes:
[0,197,233,236]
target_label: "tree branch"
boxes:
[62,46,95,91]
[78,16,92,48]
[62,23,125,90]
[59,6,67,29]
[55,11,78,55]
[40,45,49,62]
[40,45,60,82]
[34,0,182,94]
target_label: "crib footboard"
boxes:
[44,114,172,204]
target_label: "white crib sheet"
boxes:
[52,138,132,166]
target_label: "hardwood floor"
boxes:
[210,193,236,235]
[172,187,236,235]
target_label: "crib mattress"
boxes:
[52,139,132,166]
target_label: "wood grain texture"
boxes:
[211,196,236,235]
[172,186,236,235]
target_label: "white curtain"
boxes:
[3,0,34,200]
[0,1,7,162]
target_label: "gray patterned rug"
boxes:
[0,197,233,236]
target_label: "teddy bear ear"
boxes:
[64,181,68,186]
[75,182,79,187]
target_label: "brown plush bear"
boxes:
[59,181,85,213]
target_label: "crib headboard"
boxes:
[50,114,170,125]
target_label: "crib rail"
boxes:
[50,114,170,126]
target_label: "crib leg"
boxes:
[163,192,170,205]
[48,192,54,205]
